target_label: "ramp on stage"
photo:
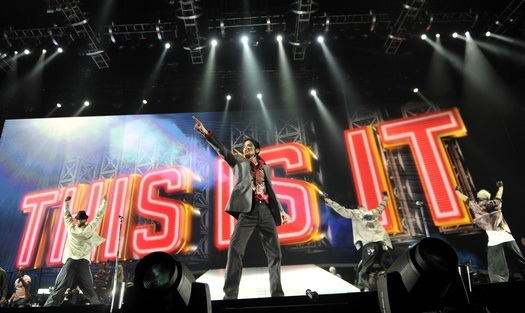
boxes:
[196,264,360,300]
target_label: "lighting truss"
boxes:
[103,22,178,44]
[208,15,286,37]
[58,0,110,69]
[384,0,427,55]
[1,53,15,72]
[486,0,525,41]
[176,0,205,65]
[290,0,319,61]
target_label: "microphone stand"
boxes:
[110,215,125,313]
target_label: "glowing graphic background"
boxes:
[0,108,507,288]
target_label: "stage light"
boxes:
[420,34,427,40]
[24,49,30,55]
[241,36,248,44]
[56,103,62,108]
[435,33,440,38]
[310,89,317,96]
[84,101,90,106]
[452,32,458,38]
[465,31,470,36]
[142,99,148,104]
[211,39,217,47]
[42,49,47,54]
[485,31,491,37]
[119,252,211,313]
[256,93,262,99]
[226,95,231,100]
[377,237,470,313]
[57,47,63,53]
[316,36,324,43]
[165,43,171,49]
[413,88,419,93]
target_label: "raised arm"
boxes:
[374,191,389,214]
[63,196,75,229]
[495,181,503,199]
[88,195,108,230]
[455,186,469,202]
[325,197,358,219]
[193,116,209,136]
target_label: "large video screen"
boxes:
[0,106,502,283]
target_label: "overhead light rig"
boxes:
[0,0,521,73]
[103,22,178,49]
[53,0,110,68]
[176,0,205,65]
[486,0,525,40]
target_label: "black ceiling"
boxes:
[1,0,524,118]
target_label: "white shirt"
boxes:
[62,199,107,263]
[486,229,515,246]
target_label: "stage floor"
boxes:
[196,264,360,300]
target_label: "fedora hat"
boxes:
[75,210,89,220]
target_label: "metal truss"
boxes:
[0,1,517,71]
[312,13,391,32]
[0,54,15,72]
[290,0,318,61]
[103,22,178,44]
[56,0,110,69]
[176,0,205,65]
[487,0,525,41]
[208,15,285,37]
[384,0,427,55]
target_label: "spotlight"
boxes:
[24,49,30,55]
[465,31,470,36]
[485,31,491,37]
[310,89,317,96]
[413,88,419,93]
[241,36,248,44]
[435,33,440,38]
[316,36,324,43]
[276,35,283,42]
[226,95,231,100]
[56,103,62,108]
[84,101,90,106]
[211,39,217,47]
[256,93,262,99]
[57,47,63,53]
[119,252,211,313]
[420,34,427,40]
[377,237,470,313]
[452,32,458,38]
[164,43,171,49]
[142,99,148,104]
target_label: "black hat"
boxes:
[75,210,89,220]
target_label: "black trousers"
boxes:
[487,240,525,283]
[356,241,392,291]
[44,258,101,306]
[223,201,284,299]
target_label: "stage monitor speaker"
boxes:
[377,237,470,313]
[119,251,211,313]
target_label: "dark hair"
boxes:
[243,138,260,150]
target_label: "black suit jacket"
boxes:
[206,133,285,226]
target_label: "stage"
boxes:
[195,264,360,300]
[2,265,524,313]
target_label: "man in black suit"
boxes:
[193,116,292,300]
